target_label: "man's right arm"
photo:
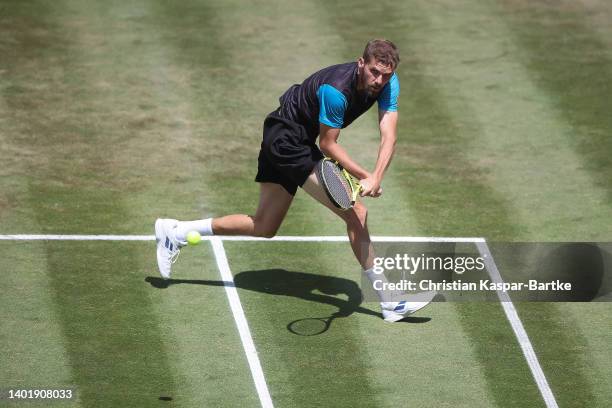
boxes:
[319,124,370,180]
[317,84,371,181]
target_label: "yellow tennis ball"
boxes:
[186,231,201,245]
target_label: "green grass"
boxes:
[1,0,611,406]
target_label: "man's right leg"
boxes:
[155,182,293,278]
[210,182,293,237]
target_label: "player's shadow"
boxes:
[145,269,431,324]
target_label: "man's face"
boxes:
[357,57,394,97]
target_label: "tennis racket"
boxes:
[317,158,362,210]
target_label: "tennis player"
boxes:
[155,39,433,322]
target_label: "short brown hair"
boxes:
[363,39,400,69]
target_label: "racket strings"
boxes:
[322,161,353,209]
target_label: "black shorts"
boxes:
[255,109,323,195]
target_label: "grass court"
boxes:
[1,0,611,406]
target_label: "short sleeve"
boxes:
[317,84,347,128]
[377,73,400,112]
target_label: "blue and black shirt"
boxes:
[277,62,399,142]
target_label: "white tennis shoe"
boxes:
[381,290,437,322]
[155,218,186,279]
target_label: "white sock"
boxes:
[175,218,213,241]
[364,267,395,303]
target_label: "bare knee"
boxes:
[354,202,368,222]
[345,202,368,229]
[252,216,280,238]
[255,228,278,239]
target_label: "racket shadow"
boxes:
[145,269,432,334]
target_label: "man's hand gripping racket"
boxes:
[317,158,381,210]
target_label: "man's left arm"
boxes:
[361,71,399,197]
[361,110,397,197]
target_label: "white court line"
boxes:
[0,234,484,243]
[210,237,274,408]
[0,234,156,241]
[476,241,559,408]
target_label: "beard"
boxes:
[357,67,382,97]
[366,85,382,98]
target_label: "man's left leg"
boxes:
[301,171,434,322]
[301,173,374,269]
